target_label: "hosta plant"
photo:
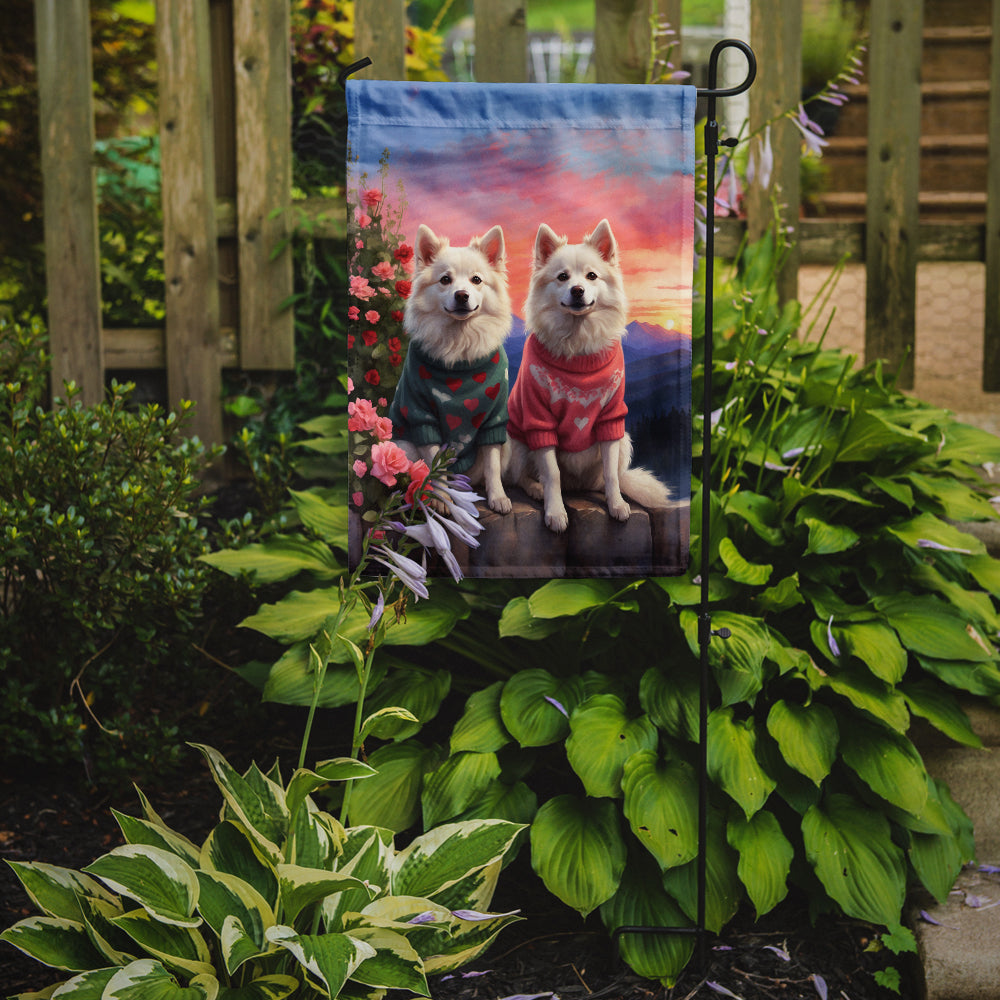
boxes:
[1,744,523,999]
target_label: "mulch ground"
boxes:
[1,736,913,1000]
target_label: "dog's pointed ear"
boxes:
[534,224,564,267]
[472,225,506,271]
[416,224,445,267]
[586,219,618,264]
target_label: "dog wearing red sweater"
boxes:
[506,220,670,532]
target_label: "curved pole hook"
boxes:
[338,57,373,90]
[697,38,756,99]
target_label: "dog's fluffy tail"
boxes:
[620,466,671,510]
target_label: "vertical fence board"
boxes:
[355,0,406,80]
[864,0,923,389]
[983,0,1000,390]
[474,0,527,82]
[34,0,103,405]
[233,0,294,369]
[594,0,658,84]
[746,0,801,304]
[157,0,223,444]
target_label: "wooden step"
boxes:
[822,134,989,193]
[922,0,992,28]
[813,190,987,222]
[832,80,991,138]
[922,25,993,83]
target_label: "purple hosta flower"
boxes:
[919,909,958,929]
[371,544,429,600]
[544,695,569,718]
[715,157,741,214]
[394,512,464,582]
[791,104,829,156]
[407,911,438,925]
[827,616,841,658]
[979,864,1000,874]
[763,944,791,962]
[451,908,521,921]
[746,124,774,190]
[497,994,557,1000]
[812,974,828,1000]
[441,970,494,982]
[367,590,385,631]
[917,538,973,555]
[435,477,486,538]
[707,983,742,999]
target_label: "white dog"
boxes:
[389,224,512,513]
[506,219,670,532]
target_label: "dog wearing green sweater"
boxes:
[390,224,513,514]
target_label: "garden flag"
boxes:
[347,80,695,578]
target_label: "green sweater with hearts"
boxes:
[389,342,509,473]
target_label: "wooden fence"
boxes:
[33,0,1000,446]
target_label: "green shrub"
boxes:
[1,743,524,997]
[0,317,221,784]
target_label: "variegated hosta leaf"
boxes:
[802,793,906,926]
[83,846,200,928]
[323,829,393,931]
[420,906,523,975]
[727,810,793,917]
[102,958,218,999]
[661,811,742,934]
[566,695,658,799]
[191,745,288,863]
[265,925,375,998]
[4,861,118,922]
[195,871,274,974]
[420,859,501,917]
[45,966,118,997]
[499,669,585,747]
[707,707,776,819]
[621,751,699,871]
[276,865,375,926]
[838,718,929,817]
[214,974,300,999]
[0,916,107,971]
[450,681,511,754]
[599,853,694,987]
[288,802,343,871]
[765,700,838,786]
[391,820,524,901]
[285,760,375,825]
[421,751,502,829]
[529,795,626,917]
[110,908,214,979]
[78,894,136,966]
[344,926,429,995]
[200,822,278,910]
[112,811,202,868]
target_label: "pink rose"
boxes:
[371,261,395,281]
[353,459,368,477]
[355,210,372,228]
[348,397,378,432]
[405,460,432,505]
[349,275,377,301]
[347,377,354,393]
[365,309,380,324]
[370,441,410,487]
[356,240,364,250]
[348,306,360,320]
[372,415,393,441]
[362,188,382,208]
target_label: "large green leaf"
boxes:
[901,680,982,748]
[260,644,384,709]
[808,661,910,732]
[421,751,502,828]
[103,959,218,1000]
[450,682,511,754]
[834,410,927,463]
[200,535,342,584]
[83,846,200,928]
[639,665,699,742]
[599,852,694,987]
[916,655,1000,697]
[838,718,929,817]
[530,795,627,917]
[499,670,584,747]
[526,579,622,618]
[680,610,771,706]
[660,811,742,934]
[802,793,906,926]
[707,708,776,818]
[265,926,374,997]
[765,700,838,786]
[4,862,118,923]
[453,779,538,827]
[362,667,451,741]
[497,596,565,639]
[0,916,107,972]
[621,752,699,871]
[834,621,907,683]
[566,695,658,799]
[718,537,772,585]
[288,488,349,546]
[886,511,985,556]
[392,820,525,901]
[803,517,859,556]
[905,473,998,522]
[727,811,793,918]
[346,740,442,832]
[874,594,995,662]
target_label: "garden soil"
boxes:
[0,723,913,1000]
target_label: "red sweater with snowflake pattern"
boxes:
[507,335,627,452]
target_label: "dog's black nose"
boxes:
[570,285,585,300]
[454,289,469,305]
